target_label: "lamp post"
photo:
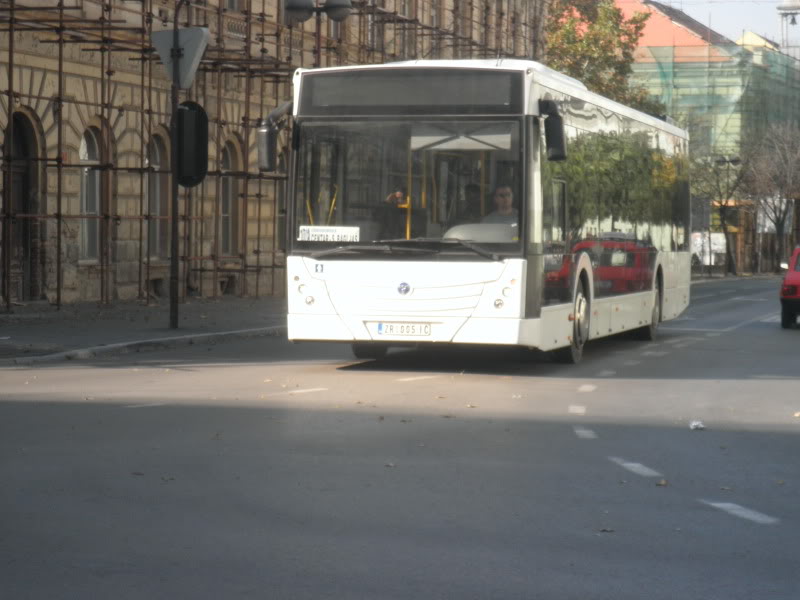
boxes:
[284,0,353,68]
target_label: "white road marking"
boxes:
[568,405,587,415]
[622,360,642,366]
[597,370,616,377]
[396,375,439,382]
[760,315,780,323]
[609,457,663,478]
[288,387,329,395]
[642,350,669,357]
[125,403,168,409]
[573,426,597,439]
[578,384,597,393]
[700,500,779,525]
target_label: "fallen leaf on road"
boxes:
[384,463,396,468]
[598,528,615,533]
[466,404,477,408]
[656,479,669,487]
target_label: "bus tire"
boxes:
[352,343,389,359]
[554,279,589,364]
[633,282,661,341]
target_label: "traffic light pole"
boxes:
[169,0,188,329]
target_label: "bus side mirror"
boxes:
[539,99,567,162]
[257,101,293,172]
[257,125,280,172]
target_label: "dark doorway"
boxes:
[2,112,43,302]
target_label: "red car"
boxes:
[780,247,800,329]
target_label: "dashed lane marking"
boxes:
[597,370,616,377]
[125,403,168,409]
[573,426,598,439]
[396,375,439,382]
[609,456,663,478]
[700,500,779,525]
[578,384,597,393]
[288,387,329,395]
[568,405,587,415]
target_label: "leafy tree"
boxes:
[544,0,664,115]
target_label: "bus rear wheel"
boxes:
[554,282,589,364]
[352,342,389,360]
[633,285,661,341]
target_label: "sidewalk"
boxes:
[0,295,287,365]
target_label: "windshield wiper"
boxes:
[310,244,435,259]
[375,238,502,261]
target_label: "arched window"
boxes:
[220,142,238,256]
[146,135,169,258]
[80,127,101,260]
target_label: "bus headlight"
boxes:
[494,299,504,309]
[502,287,512,297]
[305,296,315,305]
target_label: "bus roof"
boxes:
[293,60,687,139]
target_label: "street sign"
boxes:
[151,27,210,89]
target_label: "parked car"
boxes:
[780,247,800,329]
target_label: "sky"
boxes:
[653,0,800,48]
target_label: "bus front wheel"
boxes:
[352,343,389,360]
[554,281,589,364]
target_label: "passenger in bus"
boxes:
[481,184,517,224]
[377,186,408,239]
[456,183,483,223]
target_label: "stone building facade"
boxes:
[1,0,548,308]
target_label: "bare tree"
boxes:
[691,153,748,276]
[742,123,800,271]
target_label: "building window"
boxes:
[146,135,169,259]
[80,127,101,260]
[220,141,238,256]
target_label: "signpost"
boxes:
[152,13,209,328]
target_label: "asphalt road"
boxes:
[1,276,798,599]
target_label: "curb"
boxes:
[1,325,287,366]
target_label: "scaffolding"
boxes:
[1,0,549,311]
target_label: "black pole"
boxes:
[169,0,188,329]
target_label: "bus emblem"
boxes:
[398,282,411,295]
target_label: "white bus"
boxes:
[260,59,691,363]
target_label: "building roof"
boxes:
[644,0,737,46]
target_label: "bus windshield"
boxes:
[291,119,523,256]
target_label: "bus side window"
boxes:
[544,179,566,244]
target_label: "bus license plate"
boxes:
[376,322,431,337]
